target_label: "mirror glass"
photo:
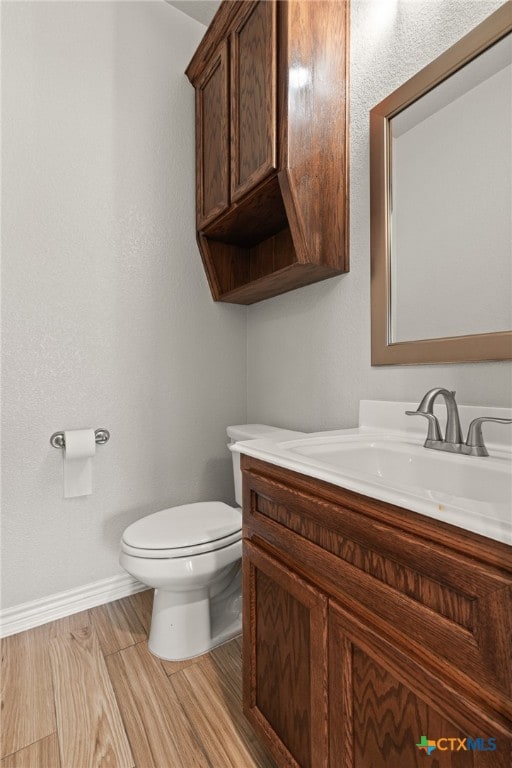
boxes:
[389,32,512,343]
[370,3,512,365]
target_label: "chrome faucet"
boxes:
[406,388,512,457]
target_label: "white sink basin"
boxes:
[288,436,511,507]
[233,430,512,545]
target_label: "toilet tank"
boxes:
[227,424,305,507]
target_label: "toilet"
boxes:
[120,424,299,661]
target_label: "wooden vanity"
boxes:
[241,455,512,767]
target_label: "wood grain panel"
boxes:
[197,42,230,228]
[218,262,336,305]
[204,174,288,247]
[106,641,207,768]
[202,228,297,298]
[0,626,55,757]
[255,493,475,631]
[247,505,512,712]
[0,734,60,768]
[241,459,512,717]
[248,228,296,282]
[231,0,276,201]
[186,2,246,84]
[329,602,512,768]
[92,596,146,656]
[199,237,249,298]
[50,626,134,768]
[243,540,328,768]
[255,568,311,766]
[186,0,349,304]
[284,0,349,271]
[244,463,512,697]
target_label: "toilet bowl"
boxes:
[120,425,302,661]
[121,501,242,659]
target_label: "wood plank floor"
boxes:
[1,590,275,768]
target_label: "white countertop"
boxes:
[231,400,512,546]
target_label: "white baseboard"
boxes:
[0,573,148,638]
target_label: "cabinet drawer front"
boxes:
[243,540,328,768]
[231,0,277,202]
[197,42,230,227]
[243,468,512,712]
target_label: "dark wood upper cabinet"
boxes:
[196,41,230,228]
[231,1,277,202]
[186,0,349,304]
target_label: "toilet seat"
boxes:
[121,529,242,559]
[121,501,242,559]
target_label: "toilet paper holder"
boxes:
[50,428,110,449]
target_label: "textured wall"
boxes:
[247,0,512,432]
[1,1,246,608]
[2,0,511,612]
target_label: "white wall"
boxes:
[1,1,246,609]
[3,0,512,613]
[247,0,512,432]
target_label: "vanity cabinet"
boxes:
[241,455,512,767]
[186,1,349,304]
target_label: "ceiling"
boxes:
[166,1,221,27]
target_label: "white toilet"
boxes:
[120,424,298,661]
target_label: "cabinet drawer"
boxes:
[242,463,512,716]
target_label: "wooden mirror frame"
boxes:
[370,2,512,365]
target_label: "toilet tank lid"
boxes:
[227,424,305,442]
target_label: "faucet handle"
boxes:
[405,410,442,443]
[465,417,512,457]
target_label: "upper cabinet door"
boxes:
[196,41,230,228]
[230,1,277,203]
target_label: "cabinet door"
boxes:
[243,540,328,768]
[329,600,511,768]
[230,1,277,202]
[196,41,230,228]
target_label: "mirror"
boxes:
[370,2,512,365]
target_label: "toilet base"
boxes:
[147,565,242,661]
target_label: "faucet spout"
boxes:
[414,388,463,445]
[407,388,508,457]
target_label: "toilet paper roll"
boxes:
[63,429,96,498]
